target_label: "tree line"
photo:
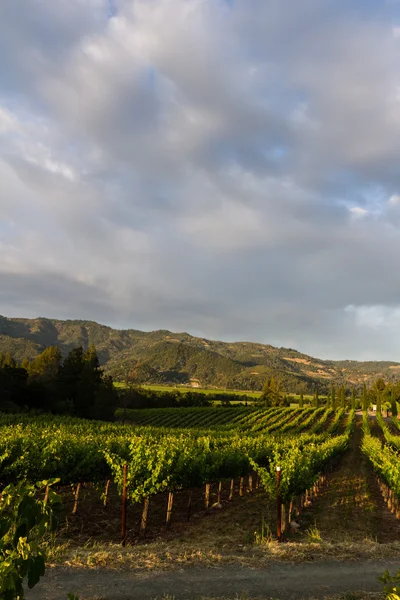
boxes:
[0,346,117,420]
[258,375,400,414]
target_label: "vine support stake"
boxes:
[44,486,49,506]
[121,464,128,546]
[229,479,234,501]
[166,492,174,529]
[248,474,253,492]
[276,466,282,542]
[72,483,81,515]
[104,480,111,508]
[217,481,222,504]
[205,483,211,512]
[187,490,193,521]
[140,498,150,538]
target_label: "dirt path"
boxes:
[297,417,400,543]
[26,560,399,600]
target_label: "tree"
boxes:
[370,378,386,415]
[391,388,398,418]
[362,383,369,412]
[3,352,16,368]
[58,347,85,414]
[91,375,117,421]
[376,390,382,415]
[351,389,356,410]
[260,376,282,406]
[331,384,336,408]
[29,346,61,382]
[299,392,304,408]
[337,384,346,409]
[0,365,28,409]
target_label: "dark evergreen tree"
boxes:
[331,384,336,408]
[391,388,398,417]
[362,382,369,412]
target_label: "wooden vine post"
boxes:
[166,492,174,529]
[276,466,282,542]
[187,490,193,521]
[121,464,128,546]
[248,474,253,492]
[217,481,222,504]
[205,483,211,512]
[140,498,150,538]
[43,485,49,506]
[104,480,111,507]
[229,479,234,501]
[239,477,244,497]
[72,483,81,515]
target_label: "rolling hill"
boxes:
[0,315,399,392]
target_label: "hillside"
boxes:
[0,315,399,392]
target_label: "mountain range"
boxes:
[1,315,399,393]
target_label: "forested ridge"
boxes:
[1,315,400,392]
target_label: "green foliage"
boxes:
[351,389,356,410]
[305,524,322,543]
[259,376,283,406]
[28,347,61,382]
[337,384,346,409]
[331,384,336,408]
[362,382,369,412]
[0,410,337,492]
[248,432,348,502]
[0,480,61,600]
[380,569,400,600]
[0,345,117,420]
[362,421,400,496]
[391,389,398,417]
[118,387,213,410]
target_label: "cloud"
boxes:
[1,0,400,360]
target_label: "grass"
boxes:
[305,524,323,543]
[46,482,400,572]
[114,382,263,397]
[47,535,400,572]
[114,383,322,403]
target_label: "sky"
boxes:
[1,0,400,361]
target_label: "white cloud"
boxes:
[350,206,369,218]
[389,194,400,206]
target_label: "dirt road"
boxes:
[26,560,398,599]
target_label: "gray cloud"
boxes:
[1,0,400,360]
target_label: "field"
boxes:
[114,381,263,397]
[114,381,319,404]
[3,407,400,599]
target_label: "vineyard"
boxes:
[0,407,354,543]
[3,406,400,551]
